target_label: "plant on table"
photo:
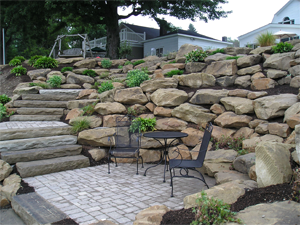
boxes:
[11,66,27,76]
[101,59,112,69]
[191,191,242,225]
[126,69,150,87]
[272,42,294,53]
[98,81,114,93]
[33,56,58,68]
[185,49,208,63]
[165,69,183,77]
[61,67,73,73]
[47,75,62,88]
[0,94,11,105]
[82,69,97,77]
[71,117,91,134]
[129,117,156,133]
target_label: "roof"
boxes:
[163,29,217,40]
[122,23,160,40]
[274,0,296,16]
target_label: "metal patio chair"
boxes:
[108,115,143,175]
[169,122,213,197]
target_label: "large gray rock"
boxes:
[214,112,252,128]
[237,64,262,75]
[256,142,293,187]
[263,52,295,71]
[185,62,206,73]
[253,94,298,119]
[67,99,98,109]
[13,86,41,95]
[284,102,300,122]
[56,57,83,64]
[234,75,251,88]
[114,87,148,105]
[78,128,115,147]
[155,118,187,131]
[151,88,188,107]
[205,149,238,163]
[66,72,94,85]
[0,160,13,181]
[94,102,126,115]
[233,153,256,174]
[73,58,97,68]
[267,69,288,79]
[290,76,300,88]
[173,73,215,88]
[220,97,254,114]
[189,89,228,105]
[175,44,203,62]
[216,75,237,87]
[268,122,291,138]
[251,78,276,90]
[243,134,283,152]
[205,60,237,77]
[215,170,250,185]
[27,69,51,80]
[140,78,178,92]
[249,46,273,55]
[237,54,261,68]
[204,53,231,64]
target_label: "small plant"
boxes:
[165,69,183,77]
[272,42,294,53]
[71,117,90,134]
[13,56,26,62]
[111,78,122,83]
[91,82,100,89]
[33,56,58,68]
[98,81,114,93]
[256,31,276,47]
[101,59,112,69]
[29,55,43,66]
[82,69,97,77]
[81,102,96,116]
[129,117,156,133]
[0,94,11,105]
[132,60,145,66]
[99,71,109,79]
[209,48,225,55]
[124,61,133,66]
[126,69,150,87]
[191,191,242,225]
[9,59,22,66]
[29,82,50,89]
[61,67,73,73]
[0,103,14,121]
[168,60,176,64]
[215,135,246,154]
[11,66,27,76]
[119,41,132,59]
[118,65,123,69]
[127,107,145,116]
[225,56,243,60]
[47,75,62,88]
[185,49,208,63]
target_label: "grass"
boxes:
[71,118,90,134]
[256,31,276,47]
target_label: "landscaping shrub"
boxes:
[81,103,96,116]
[129,117,156,133]
[33,56,58,68]
[0,103,14,121]
[132,60,145,66]
[256,31,276,47]
[127,107,145,116]
[13,56,26,62]
[118,65,123,69]
[0,94,11,105]
[9,59,22,66]
[11,66,27,76]
[209,48,225,55]
[71,117,90,134]
[124,61,133,66]
[226,56,243,60]
[29,82,50,89]
[61,67,73,73]
[126,69,150,87]
[272,42,294,53]
[47,75,62,88]
[91,82,100,90]
[165,69,183,77]
[168,60,176,64]
[119,41,132,59]
[98,81,114,93]
[82,69,97,77]
[29,55,43,66]
[185,49,208,63]
[215,135,247,155]
[101,59,112,69]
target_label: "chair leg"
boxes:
[196,170,209,189]
[140,156,144,168]
[136,158,139,175]
[170,168,174,197]
[114,156,118,167]
[108,155,110,174]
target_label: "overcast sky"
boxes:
[118,0,290,41]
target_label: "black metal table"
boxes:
[143,131,188,182]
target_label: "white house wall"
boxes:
[143,36,178,57]
[178,36,231,51]
[272,0,300,24]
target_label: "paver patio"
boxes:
[23,163,215,225]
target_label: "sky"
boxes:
[118,0,290,41]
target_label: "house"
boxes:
[89,23,232,59]
[238,0,300,47]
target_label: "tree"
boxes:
[188,23,197,33]
[46,0,231,59]
[227,37,240,47]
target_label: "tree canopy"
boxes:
[188,23,197,33]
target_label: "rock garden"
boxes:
[0,40,300,224]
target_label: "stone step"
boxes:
[22,94,77,101]
[12,192,68,224]
[16,108,64,115]
[39,89,82,96]
[13,100,67,108]
[10,115,62,121]
[16,155,90,178]
[1,145,82,164]
[0,135,77,152]
[0,126,71,141]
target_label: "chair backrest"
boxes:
[115,115,141,148]
[196,122,213,162]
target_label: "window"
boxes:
[279,17,295,24]
[156,48,163,57]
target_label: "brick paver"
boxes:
[24,163,215,225]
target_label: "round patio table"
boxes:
[143,131,188,182]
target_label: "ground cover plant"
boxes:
[10,66,27,76]
[132,60,145,66]
[33,56,58,68]
[61,67,73,73]
[126,69,150,87]
[71,117,91,134]
[28,55,43,66]
[209,48,225,55]
[9,58,22,67]
[82,69,97,77]
[13,56,26,62]
[165,69,183,77]
[29,82,50,89]
[256,31,276,47]
[0,103,13,121]
[129,117,156,133]
[47,75,62,88]
[185,49,208,63]
[272,42,294,53]
[226,56,243,60]
[101,59,112,69]
[81,103,96,116]
[0,94,11,105]
[98,81,114,93]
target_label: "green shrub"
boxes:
[256,31,276,47]
[33,56,58,68]
[124,61,133,66]
[81,103,96,116]
[191,191,242,225]
[126,69,150,87]
[61,67,73,73]
[209,48,225,55]
[168,60,176,64]
[133,60,145,66]
[118,65,123,69]
[0,103,14,121]
[98,81,114,93]
[129,117,156,133]
[47,75,62,88]
[127,107,145,116]
[9,59,22,66]
[215,135,247,155]
[119,41,132,59]
[165,69,183,77]
[272,42,294,53]
[185,49,208,63]
[82,69,97,77]
[71,117,90,134]
[29,82,50,89]
[101,59,112,69]
[29,55,43,66]
[91,82,100,89]
[225,56,243,60]
[0,94,11,105]
[13,56,26,62]
[11,66,27,76]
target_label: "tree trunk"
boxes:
[106,4,119,59]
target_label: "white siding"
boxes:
[272,0,300,24]
[143,36,178,57]
[178,36,232,50]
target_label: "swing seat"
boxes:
[58,48,83,58]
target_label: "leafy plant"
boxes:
[0,94,11,105]
[215,135,246,155]
[47,75,62,88]
[81,102,96,116]
[11,66,27,76]
[185,49,208,63]
[9,59,22,66]
[61,67,73,73]
[33,56,58,68]
[209,48,225,55]
[256,31,276,47]
[91,82,100,89]
[127,107,145,116]
[226,56,243,60]
[71,117,91,134]
[13,56,26,62]
[119,41,132,59]
[191,191,242,225]
[272,42,294,53]
[129,117,156,133]
[0,103,14,121]
[124,61,133,66]
[168,60,176,64]
[28,55,43,66]
[100,71,109,79]
[82,69,97,77]
[132,60,145,66]
[98,81,114,93]
[126,69,150,87]
[101,59,112,69]
[118,65,123,69]
[29,82,50,89]
[165,69,183,77]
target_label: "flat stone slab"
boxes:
[11,192,68,224]
[0,208,25,225]
[16,108,64,115]
[1,145,82,164]
[0,135,77,152]
[39,89,81,96]
[13,100,68,108]
[22,94,77,101]
[0,121,68,130]
[10,115,62,121]
[16,155,90,177]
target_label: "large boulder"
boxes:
[249,46,273,55]
[263,52,295,71]
[181,128,204,147]
[251,78,276,90]
[243,134,283,152]
[290,76,300,88]
[253,94,298,119]
[155,118,187,131]
[268,122,291,138]
[234,75,251,88]
[215,170,250,185]
[204,53,231,64]
[190,89,228,105]
[175,44,203,63]
[161,63,185,70]
[173,73,215,88]
[67,99,98,109]
[78,128,115,147]
[204,60,238,77]
[185,62,206,73]
[211,125,236,142]
[27,69,51,80]
[216,75,237,87]
[66,72,95,85]
[140,78,178,92]
[256,142,294,187]
[94,102,126,115]
[237,64,262,75]
[267,69,288,79]
[214,112,252,128]
[0,160,13,182]
[233,153,256,174]
[150,88,188,107]
[289,65,300,76]
[73,58,97,68]
[237,54,261,68]
[134,205,169,225]
[220,97,254,114]
[114,87,148,105]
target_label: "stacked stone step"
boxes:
[10,89,82,121]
